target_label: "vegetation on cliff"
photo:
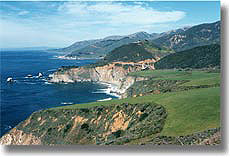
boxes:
[5,103,167,145]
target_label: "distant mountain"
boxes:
[154,44,220,69]
[53,39,101,54]
[58,32,159,58]
[103,40,173,63]
[153,21,220,52]
[126,31,154,39]
[55,21,220,58]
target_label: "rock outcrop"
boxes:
[49,61,154,96]
[0,128,41,145]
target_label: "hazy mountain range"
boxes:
[52,21,220,58]
[55,31,159,58]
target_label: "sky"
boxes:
[0,1,220,48]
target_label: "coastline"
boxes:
[48,62,140,99]
[95,81,122,99]
[54,55,103,60]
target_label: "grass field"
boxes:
[52,69,221,137]
[129,70,220,86]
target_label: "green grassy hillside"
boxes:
[55,87,220,137]
[128,69,220,82]
[54,70,220,137]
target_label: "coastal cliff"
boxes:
[0,103,167,145]
[0,102,220,145]
[49,60,154,97]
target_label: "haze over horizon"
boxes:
[0,1,220,48]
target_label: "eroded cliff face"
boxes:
[0,102,220,145]
[49,61,153,96]
[0,103,167,145]
[0,128,41,145]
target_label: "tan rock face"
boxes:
[111,110,129,132]
[49,60,153,96]
[0,128,41,145]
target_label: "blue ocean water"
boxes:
[0,50,116,136]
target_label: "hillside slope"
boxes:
[153,21,220,52]
[65,32,158,58]
[0,103,167,145]
[103,40,173,63]
[54,39,100,54]
[154,44,220,69]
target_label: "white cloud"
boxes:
[58,2,186,25]
[0,1,187,48]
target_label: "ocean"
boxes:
[0,50,117,136]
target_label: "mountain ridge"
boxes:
[152,21,220,52]
[54,21,219,58]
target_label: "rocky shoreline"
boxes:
[96,81,122,98]
[48,62,151,98]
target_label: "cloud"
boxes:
[58,2,186,26]
[0,1,186,48]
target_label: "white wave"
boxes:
[24,82,36,85]
[52,55,79,60]
[4,125,12,130]
[24,76,37,79]
[44,81,52,85]
[107,92,121,98]
[97,98,112,102]
[34,76,43,79]
[48,69,56,72]
[61,102,73,105]
[93,82,121,98]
